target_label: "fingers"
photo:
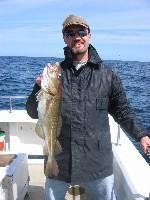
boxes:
[36,74,43,86]
[146,146,150,154]
[140,136,150,153]
[145,139,150,154]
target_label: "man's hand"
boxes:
[140,136,150,154]
[36,74,43,87]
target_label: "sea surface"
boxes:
[0,56,149,163]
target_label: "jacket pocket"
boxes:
[96,97,109,110]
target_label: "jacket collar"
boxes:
[63,44,102,68]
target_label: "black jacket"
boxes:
[26,45,147,184]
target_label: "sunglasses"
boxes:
[64,29,89,38]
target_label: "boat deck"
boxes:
[24,163,45,200]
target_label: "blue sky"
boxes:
[0,0,150,61]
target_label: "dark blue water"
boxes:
[0,56,149,163]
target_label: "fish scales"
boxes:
[35,62,62,177]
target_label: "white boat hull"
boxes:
[0,110,149,200]
[0,153,29,200]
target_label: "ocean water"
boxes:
[0,56,149,163]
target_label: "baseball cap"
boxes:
[62,14,90,33]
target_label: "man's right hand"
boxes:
[36,74,43,87]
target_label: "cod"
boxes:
[35,62,62,177]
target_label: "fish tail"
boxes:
[45,157,59,177]
[54,140,62,155]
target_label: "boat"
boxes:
[0,96,150,200]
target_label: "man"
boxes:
[26,14,150,200]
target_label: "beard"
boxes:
[71,42,89,55]
[71,49,87,55]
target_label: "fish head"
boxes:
[42,63,61,96]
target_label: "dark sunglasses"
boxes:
[64,29,89,38]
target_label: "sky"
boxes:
[0,0,150,61]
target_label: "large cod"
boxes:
[35,62,62,177]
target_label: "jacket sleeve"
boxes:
[26,83,41,119]
[109,71,147,141]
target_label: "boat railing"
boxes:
[0,95,123,146]
[0,95,28,113]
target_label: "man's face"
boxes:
[63,25,91,55]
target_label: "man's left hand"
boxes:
[140,136,150,153]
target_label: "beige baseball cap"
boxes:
[62,14,90,32]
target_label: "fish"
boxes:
[35,62,62,177]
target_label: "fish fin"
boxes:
[54,140,62,155]
[43,144,48,155]
[35,89,43,101]
[45,157,59,177]
[35,122,45,139]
